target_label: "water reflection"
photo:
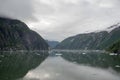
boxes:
[1,50,120,80]
[61,51,120,72]
[0,51,48,80]
[21,50,120,80]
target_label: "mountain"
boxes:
[0,17,49,50]
[46,40,59,48]
[56,23,120,50]
[107,40,120,53]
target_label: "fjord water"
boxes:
[0,51,48,80]
[0,51,120,80]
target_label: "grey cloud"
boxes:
[0,0,37,22]
[1,0,120,41]
[31,0,120,41]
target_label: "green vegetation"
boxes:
[56,24,120,50]
[107,40,120,53]
[0,17,48,50]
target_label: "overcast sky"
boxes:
[0,0,120,41]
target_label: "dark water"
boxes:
[0,50,120,80]
[0,51,48,80]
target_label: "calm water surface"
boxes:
[0,50,120,80]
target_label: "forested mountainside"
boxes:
[0,17,48,50]
[56,23,120,50]
[107,40,120,53]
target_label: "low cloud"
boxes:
[0,0,37,22]
[0,0,120,41]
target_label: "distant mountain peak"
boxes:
[106,23,120,33]
[46,40,59,48]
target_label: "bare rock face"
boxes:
[0,17,49,51]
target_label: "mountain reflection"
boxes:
[0,51,48,80]
[61,51,120,72]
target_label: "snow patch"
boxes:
[115,65,120,68]
[70,38,75,42]
[94,23,120,33]
[105,23,120,33]
[82,53,86,55]
[109,53,117,56]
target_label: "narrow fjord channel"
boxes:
[17,50,120,80]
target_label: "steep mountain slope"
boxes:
[99,25,120,49]
[56,23,120,50]
[107,40,120,53]
[46,40,59,48]
[0,17,48,50]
